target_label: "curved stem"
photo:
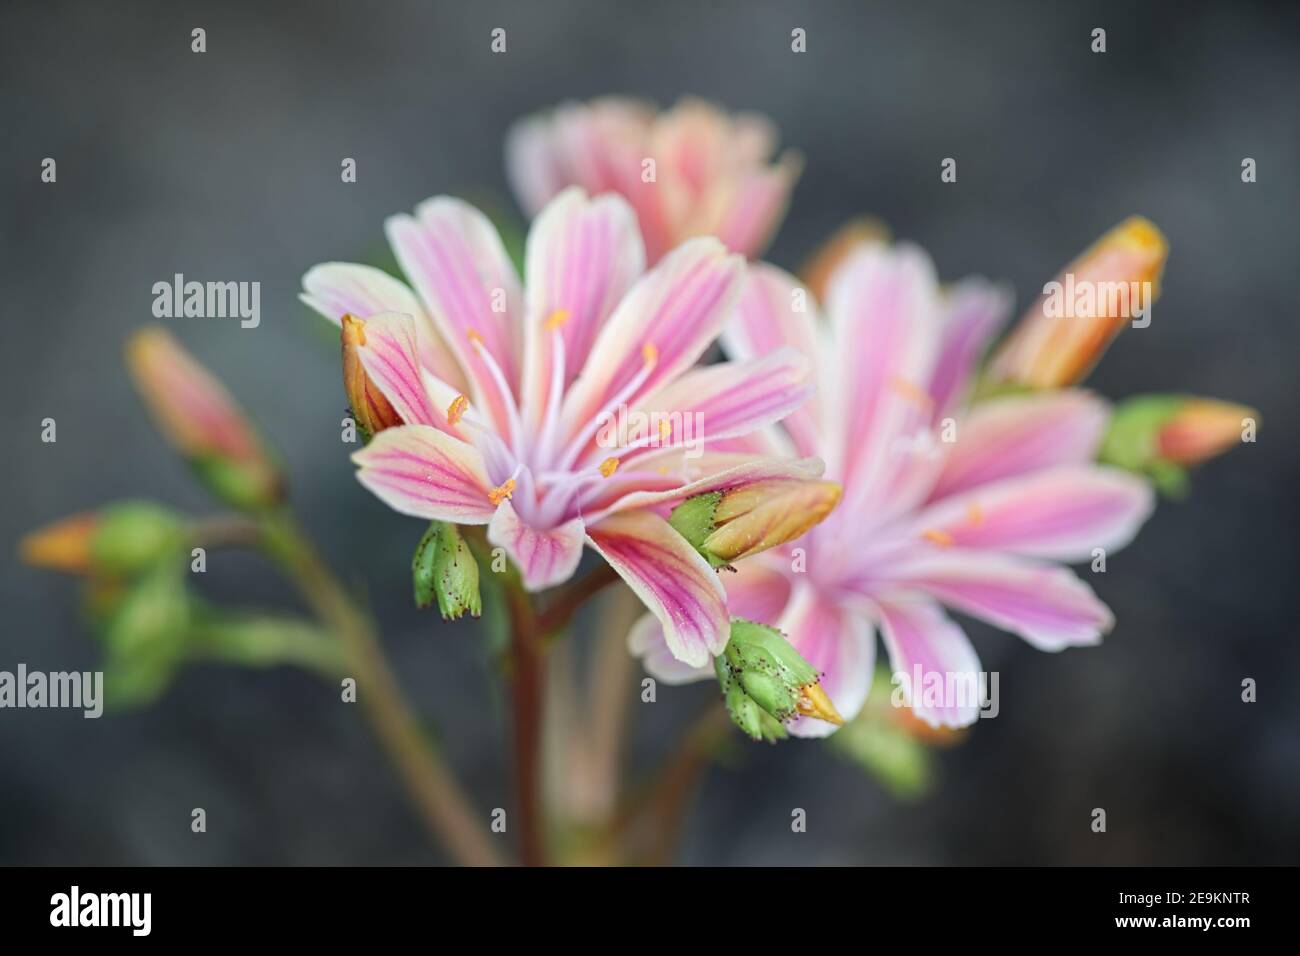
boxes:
[262,512,506,867]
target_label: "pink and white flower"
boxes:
[302,187,820,667]
[630,242,1157,732]
[506,97,801,265]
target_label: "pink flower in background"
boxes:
[302,187,825,666]
[506,97,801,264]
[631,243,1156,732]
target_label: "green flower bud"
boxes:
[21,501,186,578]
[412,521,481,620]
[716,619,844,740]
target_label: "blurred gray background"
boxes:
[2,0,1297,865]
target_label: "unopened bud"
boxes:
[412,521,482,620]
[717,619,843,741]
[1100,394,1259,495]
[341,313,403,438]
[987,217,1169,389]
[126,328,282,510]
[669,479,841,568]
[21,501,185,577]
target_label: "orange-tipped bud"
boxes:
[20,512,99,574]
[1157,399,1259,466]
[341,314,403,437]
[988,217,1169,388]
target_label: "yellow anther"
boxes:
[658,419,672,441]
[922,528,954,548]
[446,394,469,427]
[466,327,484,346]
[544,309,571,332]
[599,457,620,478]
[488,478,516,506]
[642,342,659,366]
[966,502,984,527]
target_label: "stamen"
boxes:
[658,419,672,442]
[554,341,661,472]
[922,528,954,547]
[966,502,984,526]
[446,394,469,427]
[599,457,620,478]
[532,317,569,469]
[544,309,571,332]
[488,478,517,506]
[465,329,524,455]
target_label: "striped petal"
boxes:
[824,244,944,521]
[705,152,802,259]
[911,465,1155,562]
[875,595,983,729]
[606,349,812,465]
[300,262,466,390]
[929,390,1109,501]
[927,278,1012,420]
[386,197,523,434]
[350,313,439,429]
[586,510,728,668]
[352,424,495,523]
[559,237,745,449]
[721,263,824,455]
[520,188,645,427]
[487,502,585,591]
[884,550,1114,651]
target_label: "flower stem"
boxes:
[504,582,548,866]
[261,511,505,867]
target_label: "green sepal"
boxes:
[412,521,482,620]
[90,501,186,576]
[668,492,727,567]
[190,453,282,512]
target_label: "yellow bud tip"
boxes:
[599,457,620,478]
[341,312,367,346]
[20,513,98,574]
[447,394,469,427]
[797,682,844,726]
[642,342,658,366]
[488,478,516,506]
[922,528,954,548]
[544,309,572,332]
